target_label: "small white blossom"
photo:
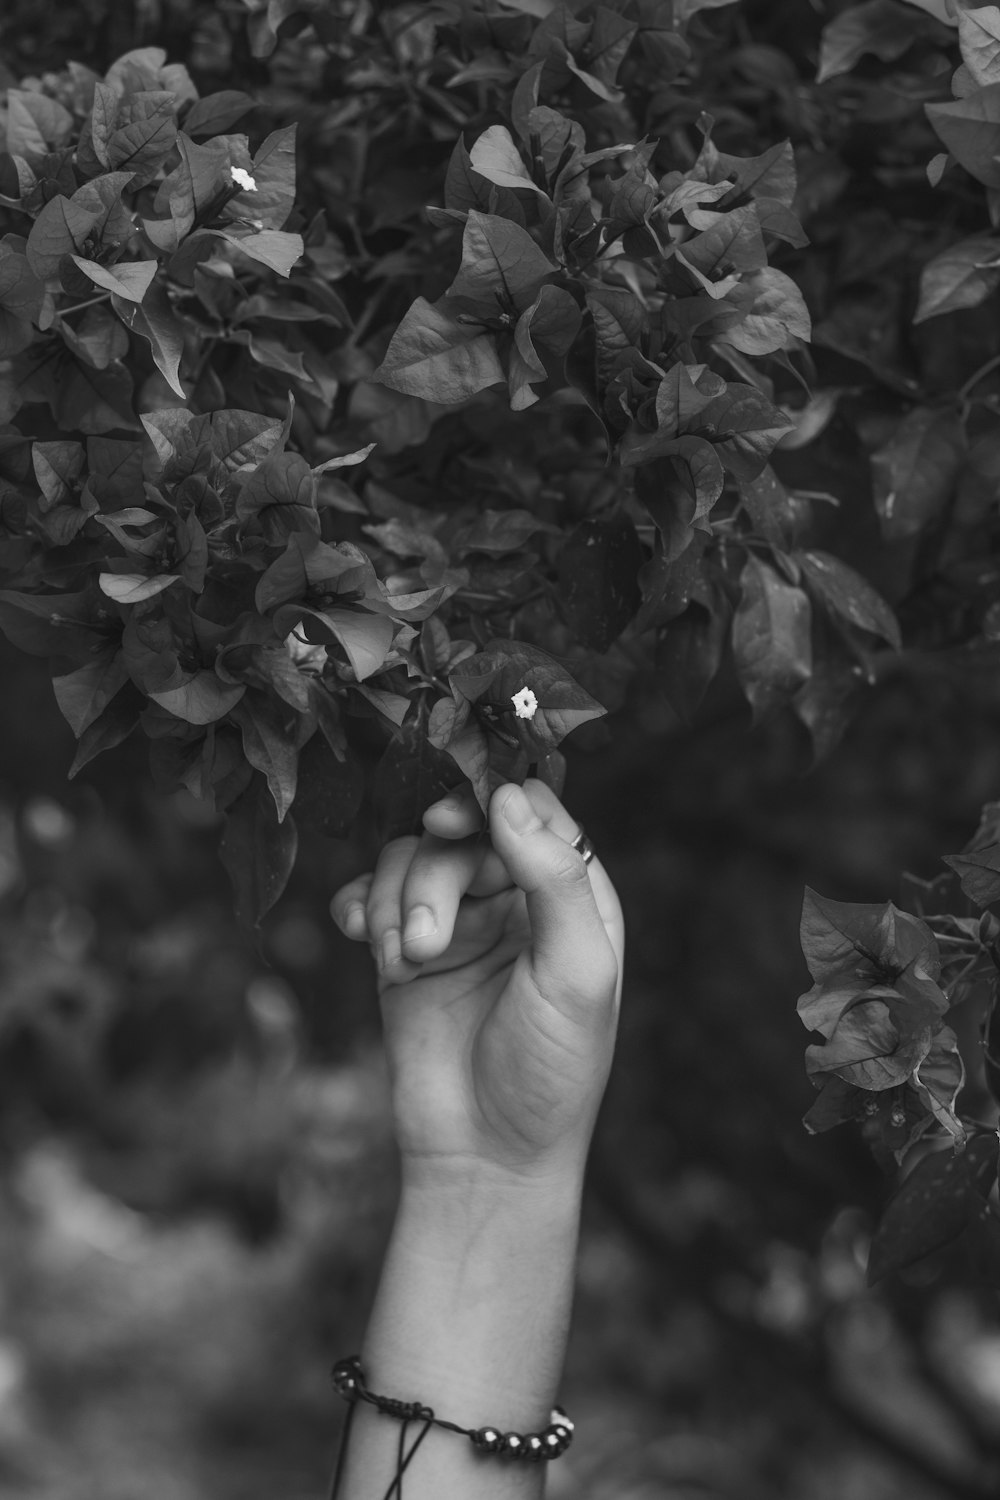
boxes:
[511,686,538,720]
[230,166,257,192]
[285,630,327,672]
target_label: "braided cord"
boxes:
[326,1356,574,1499]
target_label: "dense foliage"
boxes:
[2,0,1000,1301]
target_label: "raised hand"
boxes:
[331,779,624,1189]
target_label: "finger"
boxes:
[399,832,487,962]
[396,888,524,980]
[330,873,373,940]
[488,783,620,1013]
[422,783,512,898]
[508,780,625,983]
[366,838,425,983]
[422,782,484,841]
[399,781,579,960]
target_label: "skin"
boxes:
[328,778,625,1498]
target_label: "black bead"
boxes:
[473,1427,502,1454]
[501,1431,524,1456]
[524,1435,546,1462]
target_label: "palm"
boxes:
[379,887,614,1178]
[332,780,623,1184]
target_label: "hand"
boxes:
[330,779,624,1191]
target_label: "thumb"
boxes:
[488,783,618,1010]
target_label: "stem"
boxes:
[959,353,1000,402]
[59,292,112,317]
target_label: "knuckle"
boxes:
[549,847,590,890]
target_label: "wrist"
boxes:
[399,1148,588,1207]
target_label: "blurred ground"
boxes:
[2,634,1000,1499]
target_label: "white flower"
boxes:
[285,630,327,672]
[511,686,538,720]
[230,166,257,192]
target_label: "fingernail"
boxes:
[403,906,437,946]
[501,785,535,833]
[343,903,366,938]
[379,929,402,972]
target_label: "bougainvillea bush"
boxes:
[1,0,1000,1287]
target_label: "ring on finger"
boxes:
[571,826,596,864]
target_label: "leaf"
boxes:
[183,90,256,138]
[372,295,505,403]
[293,735,364,837]
[220,774,298,928]
[247,124,298,231]
[61,304,130,369]
[805,988,936,1091]
[912,1028,967,1144]
[452,509,555,554]
[677,204,767,282]
[87,436,145,508]
[372,720,465,842]
[232,692,301,822]
[557,516,643,651]
[148,672,247,725]
[450,638,606,756]
[0,589,98,659]
[731,554,812,719]
[25,195,101,281]
[959,6,1000,87]
[633,443,725,560]
[212,227,304,277]
[32,440,85,510]
[737,466,797,547]
[104,91,178,185]
[943,844,1000,906]
[508,283,582,409]
[715,267,812,356]
[802,1076,865,1135]
[817,0,928,84]
[5,89,74,162]
[356,684,411,727]
[795,550,901,649]
[287,605,394,681]
[701,139,798,209]
[692,384,794,479]
[312,444,376,473]
[216,643,312,713]
[0,242,45,331]
[428,694,471,749]
[234,450,316,523]
[798,891,939,991]
[871,406,965,540]
[70,255,157,303]
[70,172,137,248]
[926,85,1000,189]
[448,210,558,308]
[111,280,186,397]
[468,125,548,196]
[99,572,178,604]
[914,235,1000,322]
[867,1134,1000,1284]
[68,686,142,777]
[141,406,285,473]
[52,652,130,736]
[658,596,729,723]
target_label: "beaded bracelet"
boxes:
[327,1355,575,1498]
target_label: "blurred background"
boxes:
[2,2,1000,1498]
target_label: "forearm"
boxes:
[335,1170,584,1500]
